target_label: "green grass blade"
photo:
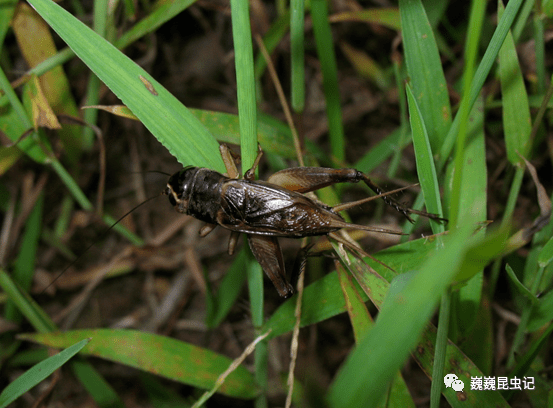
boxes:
[230,0,258,169]
[0,339,90,408]
[400,0,452,152]
[20,329,259,399]
[533,13,546,93]
[327,225,512,408]
[0,270,56,333]
[254,11,290,82]
[115,0,198,49]
[0,0,16,48]
[229,4,266,405]
[498,0,532,165]
[28,0,224,171]
[329,8,401,30]
[335,255,416,408]
[447,0,485,231]
[205,249,248,328]
[438,0,524,167]
[4,194,43,322]
[71,358,125,408]
[406,83,444,233]
[290,0,305,112]
[311,0,345,162]
[335,261,372,343]
[445,96,487,354]
[79,0,109,150]
[244,244,268,405]
[538,235,553,268]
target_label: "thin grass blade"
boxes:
[311,0,345,162]
[498,0,532,165]
[406,83,444,234]
[0,339,90,408]
[230,0,258,168]
[400,0,451,152]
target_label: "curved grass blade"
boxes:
[27,0,224,172]
[0,339,90,408]
[19,329,259,399]
[335,261,416,408]
[70,359,125,408]
[327,226,512,408]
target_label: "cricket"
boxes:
[164,144,444,298]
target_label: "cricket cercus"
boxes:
[164,144,443,298]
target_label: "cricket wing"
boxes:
[218,180,342,236]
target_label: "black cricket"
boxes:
[164,144,443,298]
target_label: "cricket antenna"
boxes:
[145,170,171,177]
[40,193,163,295]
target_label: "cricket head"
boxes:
[164,166,199,214]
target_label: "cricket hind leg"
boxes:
[289,243,314,291]
[248,234,294,298]
[327,231,397,275]
[267,167,445,223]
[287,234,396,292]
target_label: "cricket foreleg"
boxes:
[199,223,217,237]
[247,234,294,298]
[220,144,264,181]
[227,231,240,255]
[243,144,264,181]
[219,144,240,179]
